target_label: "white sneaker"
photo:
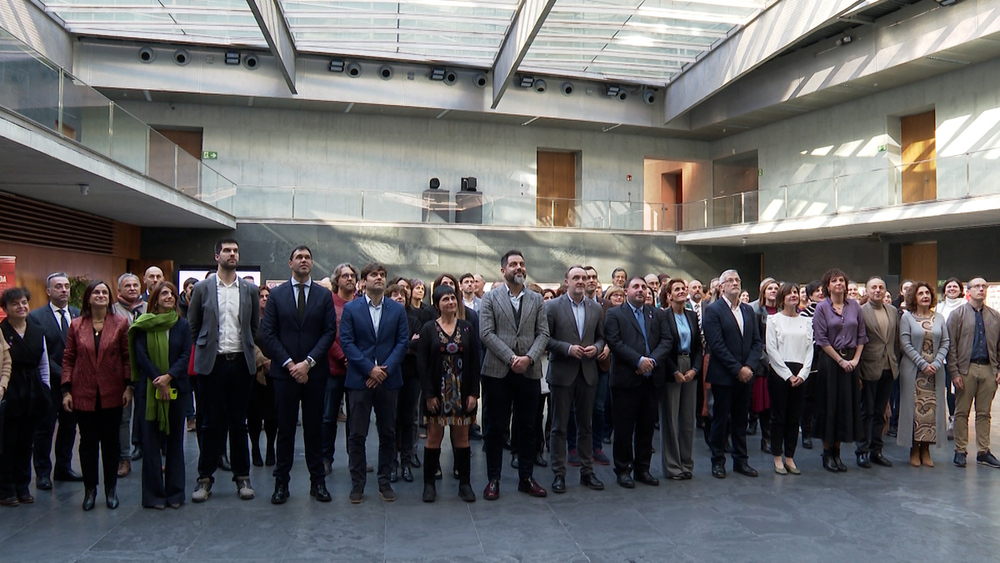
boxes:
[236,477,255,500]
[192,478,212,502]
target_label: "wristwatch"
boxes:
[306,356,317,369]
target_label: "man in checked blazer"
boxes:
[545,266,606,494]
[480,249,550,500]
[188,238,260,502]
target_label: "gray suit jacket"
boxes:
[859,301,900,381]
[544,294,605,386]
[479,285,549,380]
[188,274,260,375]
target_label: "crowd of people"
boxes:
[1,239,998,510]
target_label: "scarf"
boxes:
[936,296,965,323]
[128,310,178,435]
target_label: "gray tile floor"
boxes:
[4,399,1000,562]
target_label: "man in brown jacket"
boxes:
[855,277,899,468]
[946,277,1000,468]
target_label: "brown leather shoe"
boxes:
[517,477,547,497]
[118,459,131,478]
[483,479,500,501]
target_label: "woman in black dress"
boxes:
[0,288,51,507]
[415,285,480,503]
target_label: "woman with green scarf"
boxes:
[129,282,191,509]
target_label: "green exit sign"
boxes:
[202,151,218,160]
[758,168,763,177]
[877,144,887,152]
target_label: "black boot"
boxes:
[423,448,440,503]
[455,447,475,502]
[747,413,758,436]
[251,431,264,467]
[82,487,97,511]
[105,485,119,509]
[822,449,839,473]
[832,445,847,472]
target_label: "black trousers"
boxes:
[347,385,399,490]
[33,383,77,479]
[75,407,122,491]
[273,374,326,486]
[0,411,41,498]
[856,369,894,455]
[709,381,751,466]
[395,376,420,467]
[321,376,347,463]
[610,379,661,476]
[768,368,805,458]
[483,371,540,481]
[197,356,253,481]
[140,392,187,507]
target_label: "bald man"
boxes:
[141,266,164,302]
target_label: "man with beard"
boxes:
[480,250,550,500]
[188,238,260,502]
[260,246,337,504]
[112,273,146,477]
[340,263,409,503]
[855,277,898,468]
[322,263,358,476]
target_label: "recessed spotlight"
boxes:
[473,73,488,88]
[378,64,393,80]
[561,82,574,96]
[532,79,547,93]
[138,47,155,63]
[346,62,362,77]
[242,53,259,70]
[173,49,190,66]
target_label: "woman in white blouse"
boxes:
[765,283,814,475]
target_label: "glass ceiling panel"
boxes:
[36,0,267,46]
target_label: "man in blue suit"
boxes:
[29,272,83,489]
[703,269,763,479]
[340,262,409,504]
[260,245,338,504]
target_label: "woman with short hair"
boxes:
[766,283,813,475]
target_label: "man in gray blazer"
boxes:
[546,266,606,494]
[480,249,550,500]
[855,277,899,468]
[187,238,260,502]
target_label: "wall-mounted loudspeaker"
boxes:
[173,49,190,66]
[378,65,393,80]
[346,62,362,77]
[138,47,155,63]
[243,53,260,70]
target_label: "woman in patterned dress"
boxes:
[415,285,480,503]
[898,281,950,467]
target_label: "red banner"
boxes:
[0,256,13,321]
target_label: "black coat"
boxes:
[415,319,480,415]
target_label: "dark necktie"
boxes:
[296,283,306,318]
[634,307,650,355]
[58,308,68,335]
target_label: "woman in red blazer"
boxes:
[62,280,132,511]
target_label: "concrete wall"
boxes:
[711,56,1000,221]
[116,101,711,230]
[142,223,759,290]
[0,0,72,70]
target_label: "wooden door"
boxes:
[537,151,576,227]
[150,128,204,197]
[658,172,679,231]
[901,242,937,292]
[901,111,936,203]
[127,259,175,295]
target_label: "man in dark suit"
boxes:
[546,266,606,493]
[260,245,337,504]
[605,277,671,488]
[340,263,409,504]
[29,272,83,489]
[188,238,260,502]
[703,269,763,479]
[480,249,550,500]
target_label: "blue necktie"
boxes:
[635,307,650,355]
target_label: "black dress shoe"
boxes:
[252,447,264,467]
[390,467,399,483]
[870,451,893,467]
[323,460,332,476]
[580,473,604,490]
[747,419,758,436]
[682,471,693,480]
[82,488,97,511]
[711,463,726,479]
[517,477,547,497]
[36,475,52,491]
[856,454,872,468]
[635,471,659,486]
[310,482,332,502]
[760,438,771,453]
[801,436,813,449]
[271,483,289,504]
[733,463,758,477]
[54,469,84,482]
[724,440,732,453]
[535,453,548,468]
[551,475,566,494]
[105,486,119,509]
[265,448,276,467]
[401,466,413,482]
[131,446,143,461]
[616,473,635,489]
[510,454,519,469]
[411,453,421,468]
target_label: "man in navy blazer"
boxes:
[703,269,763,479]
[30,272,83,489]
[340,263,410,504]
[340,262,409,504]
[260,245,338,504]
[605,277,672,489]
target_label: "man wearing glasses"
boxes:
[322,263,359,476]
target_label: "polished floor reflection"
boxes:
[3,398,1000,562]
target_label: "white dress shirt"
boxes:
[216,275,242,353]
[366,294,384,335]
[722,295,745,334]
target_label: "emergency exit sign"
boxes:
[202,151,218,160]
